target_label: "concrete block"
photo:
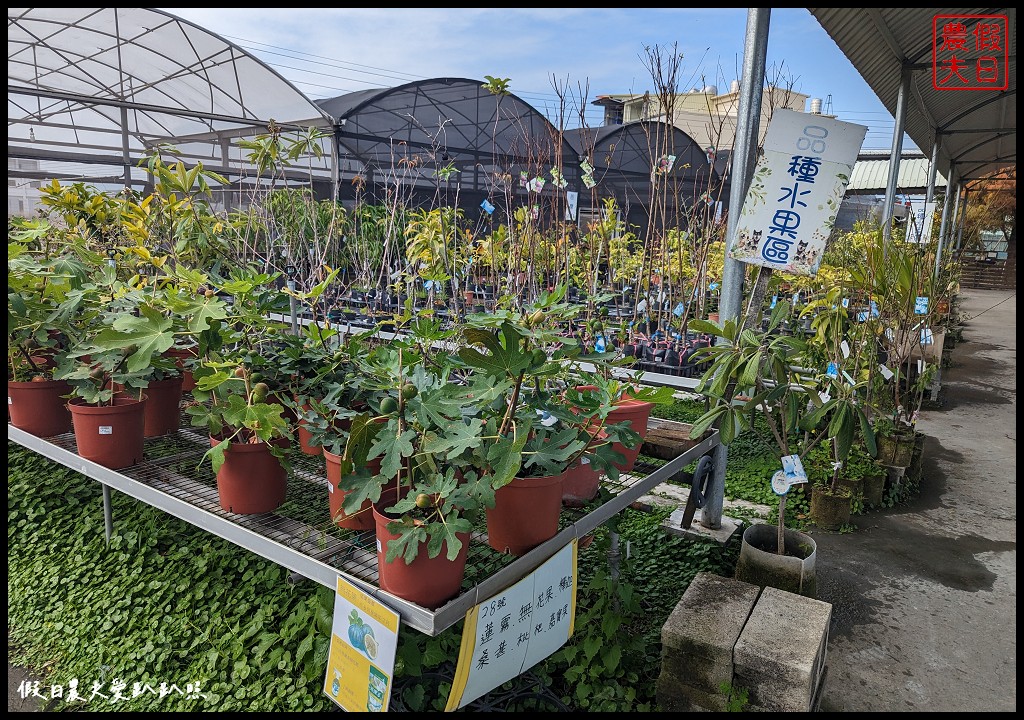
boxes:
[660,648,734,691]
[733,585,832,712]
[658,572,761,707]
[661,572,761,661]
[655,675,730,712]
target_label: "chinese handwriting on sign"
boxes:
[18,679,208,705]
[933,15,1009,91]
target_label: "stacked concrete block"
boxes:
[656,572,761,711]
[733,586,832,712]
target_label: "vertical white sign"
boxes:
[729,109,867,275]
[445,540,577,711]
[565,190,579,221]
[912,200,937,244]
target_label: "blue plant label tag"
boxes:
[841,297,850,308]
[856,311,869,322]
[709,281,719,291]
[770,295,778,309]
[869,300,879,318]
[920,328,934,345]
[594,335,606,353]
[792,292,800,307]
[826,362,839,378]
[673,302,685,317]
[915,296,928,314]
[480,199,495,215]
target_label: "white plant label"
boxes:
[99,426,113,435]
[773,454,808,495]
[840,340,850,358]
[879,364,894,380]
[376,538,382,553]
[327,478,334,493]
[7,397,11,405]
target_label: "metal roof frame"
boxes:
[809,8,1016,187]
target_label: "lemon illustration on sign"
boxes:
[363,632,379,660]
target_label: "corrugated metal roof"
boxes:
[809,8,1016,188]
[847,156,948,194]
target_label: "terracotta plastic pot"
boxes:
[297,401,322,456]
[212,435,288,514]
[8,379,74,437]
[325,449,381,530]
[68,394,147,469]
[573,385,654,472]
[123,377,184,437]
[164,346,198,392]
[562,457,601,507]
[372,486,469,609]
[486,471,565,556]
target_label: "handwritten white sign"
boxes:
[445,540,577,711]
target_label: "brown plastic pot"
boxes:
[325,449,380,530]
[212,435,288,514]
[164,346,198,392]
[68,394,147,469]
[297,401,322,456]
[572,385,654,472]
[117,377,184,437]
[8,379,74,437]
[562,457,601,507]
[372,485,469,609]
[486,471,565,556]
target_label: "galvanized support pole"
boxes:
[924,139,940,205]
[881,65,912,247]
[287,265,299,335]
[221,137,233,213]
[949,186,964,254]
[954,190,969,253]
[703,7,771,531]
[120,106,131,191]
[102,485,114,542]
[935,171,957,282]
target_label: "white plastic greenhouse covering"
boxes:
[8,7,336,208]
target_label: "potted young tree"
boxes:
[687,305,844,598]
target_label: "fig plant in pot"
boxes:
[456,285,641,555]
[336,326,503,609]
[185,268,296,514]
[7,223,89,437]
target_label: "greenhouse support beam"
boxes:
[706,7,770,531]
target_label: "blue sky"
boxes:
[160,8,912,151]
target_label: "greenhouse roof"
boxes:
[8,7,333,188]
[316,77,577,178]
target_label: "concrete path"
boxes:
[813,288,1016,712]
